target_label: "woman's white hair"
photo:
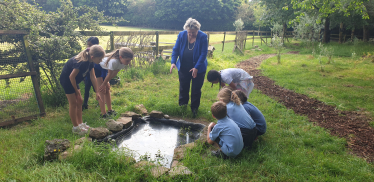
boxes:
[183,18,201,30]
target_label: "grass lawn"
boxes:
[1,31,374,181]
[260,43,374,118]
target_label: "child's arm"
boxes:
[228,82,236,90]
[69,69,80,95]
[99,69,120,92]
[89,68,102,102]
[207,122,217,145]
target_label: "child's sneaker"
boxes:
[107,110,117,116]
[101,113,109,118]
[72,126,88,135]
[79,122,90,130]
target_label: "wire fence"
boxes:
[0,31,45,127]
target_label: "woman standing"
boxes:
[170,18,208,117]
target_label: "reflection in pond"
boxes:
[117,120,201,168]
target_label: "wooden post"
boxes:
[252,30,255,46]
[222,32,226,52]
[244,32,247,50]
[235,31,238,46]
[266,32,267,44]
[110,31,114,51]
[155,31,159,57]
[207,32,210,46]
[260,31,262,45]
[22,35,45,116]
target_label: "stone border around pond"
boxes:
[44,110,206,178]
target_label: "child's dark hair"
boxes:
[211,101,227,120]
[87,37,99,45]
[233,90,247,104]
[207,70,223,89]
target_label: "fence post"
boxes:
[22,35,45,116]
[155,31,159,57]
[222,32,226,52]
[207,32,210,46]
[260,31,262,46]
[244,31,247,50]
[266,32,267,44]
[252,30,255,46]
[235,31,238,46]
[110,31,114,51]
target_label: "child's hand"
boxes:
[95,93,102,102]
[208,122,216,129]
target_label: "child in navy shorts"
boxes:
[82,37,100,110]
[234,90,266,137]
[208,101,244,158]
[59,45,105,135]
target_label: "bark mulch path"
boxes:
[237,53,374,162]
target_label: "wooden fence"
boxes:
[78,30,294,57]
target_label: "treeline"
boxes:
[28,0,258,31]
[26,0,374,41]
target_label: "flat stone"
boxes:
[171,160,183,168]
[149,110,164,119]
[173,142,196,161]
[75,137,92,145]
[164,115,170,119]
[89,127,110,139]
[121,111,141,120]
[116,117,133,129]
[254,45,259,48]
[151,166,169,178]
[58,145,83,161]
[106,119,123,132]
[135,104,148,115]
[134,161,155,168]
[44,139,70,161]
[168,166,192,178]
[180,142,195,149]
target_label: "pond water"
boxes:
[117,119,203,168]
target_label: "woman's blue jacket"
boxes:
[171,30,208,73]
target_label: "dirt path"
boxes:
[237,53,374,162]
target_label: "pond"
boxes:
[114,117,205,168]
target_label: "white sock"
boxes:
[73,126,79,129]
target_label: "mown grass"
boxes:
[260,45,374,117]
[1,34,374,181]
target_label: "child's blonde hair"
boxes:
[217,87,241,105]
[75,45,105,63]
[105,47,134,66]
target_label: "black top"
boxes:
[60,56,94,84]
[180,40,195,72]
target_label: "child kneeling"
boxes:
[207,101,244,158]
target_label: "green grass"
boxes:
[260,52,374,117]
[1,28,374,181]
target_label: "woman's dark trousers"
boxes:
[178,71,206,111]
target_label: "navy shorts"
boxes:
[60,80,80,94]
[94,64,108,79]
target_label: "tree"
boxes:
[290,0,369,43]
[235,2,255,30]
[258,0,298,42]
[0,0,117,106]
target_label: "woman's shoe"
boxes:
[107,110,117,116]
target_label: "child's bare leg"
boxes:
[97,77,107,115]
[66,93,78,126]
[76,90,83,125]
[105,83,112,111]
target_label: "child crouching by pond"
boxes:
[208,101,244,158]
[217,87,257,149]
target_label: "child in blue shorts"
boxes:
[207,101,244,158]
[234,90,266,136]
[217,87,257,149]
